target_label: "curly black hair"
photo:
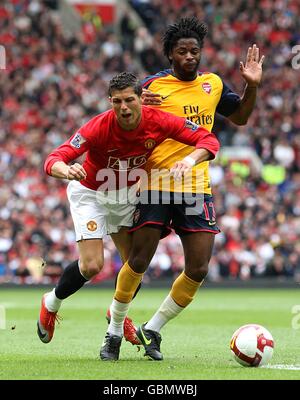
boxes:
[163,17,208,63]
[108,72,142,97]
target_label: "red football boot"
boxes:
[37,293,61,343]
[106,309,141,346]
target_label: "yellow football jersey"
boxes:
[142,69,240,194]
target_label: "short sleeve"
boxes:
[216,81,241,117]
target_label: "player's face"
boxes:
[110,87,142,130]
[169,38,201,80]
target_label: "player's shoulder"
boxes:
[89,109,112,123]
[142,105,161,120]
[198,71,224,86]
[79,110,113,140]
[143,105,173,117]
[142,106,183,130]
[84,109,113,128]
[142,69,173,88]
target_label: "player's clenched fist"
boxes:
[67,163,87,181]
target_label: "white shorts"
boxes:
[66,180,138,241]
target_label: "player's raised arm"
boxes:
[228,44,265,125]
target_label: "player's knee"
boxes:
[198,265,209,281]
[80,257,103,279]
[187,263,209,282]
[128,255,148,274]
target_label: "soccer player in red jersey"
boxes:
[37,72,219,345]
[102,18,264,361]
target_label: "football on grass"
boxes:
[230,324,274,367]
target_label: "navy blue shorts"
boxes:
[129,191,220,238]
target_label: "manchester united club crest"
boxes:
[87,220,97,231]
[144,139,156,149]
[202,82,212,94]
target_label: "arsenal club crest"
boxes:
[202,82,212,94]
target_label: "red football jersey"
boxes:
[44,106,219,190]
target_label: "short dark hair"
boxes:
[108,72,142,97]
[163,17,208,63]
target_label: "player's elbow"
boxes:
[44,157,62,177]
[234,118,248,126]
[228,113,248,126]
[44,157,52,176]
[215,137,221,153]
[207,136,220,159]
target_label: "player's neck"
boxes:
[172,69,197,81]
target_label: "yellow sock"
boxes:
[114,261,143,303]
[170,272,203,307]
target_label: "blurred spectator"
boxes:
[119,10,137,52]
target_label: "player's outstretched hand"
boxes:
[240,44,265,87]
[67,163,87,181]
[142,89,162,105]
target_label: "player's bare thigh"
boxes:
[110,227,133,263]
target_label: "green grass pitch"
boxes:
[0,287,299,380]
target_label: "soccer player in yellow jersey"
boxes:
[102,17,264,361]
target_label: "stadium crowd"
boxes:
[0,0,299,284]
